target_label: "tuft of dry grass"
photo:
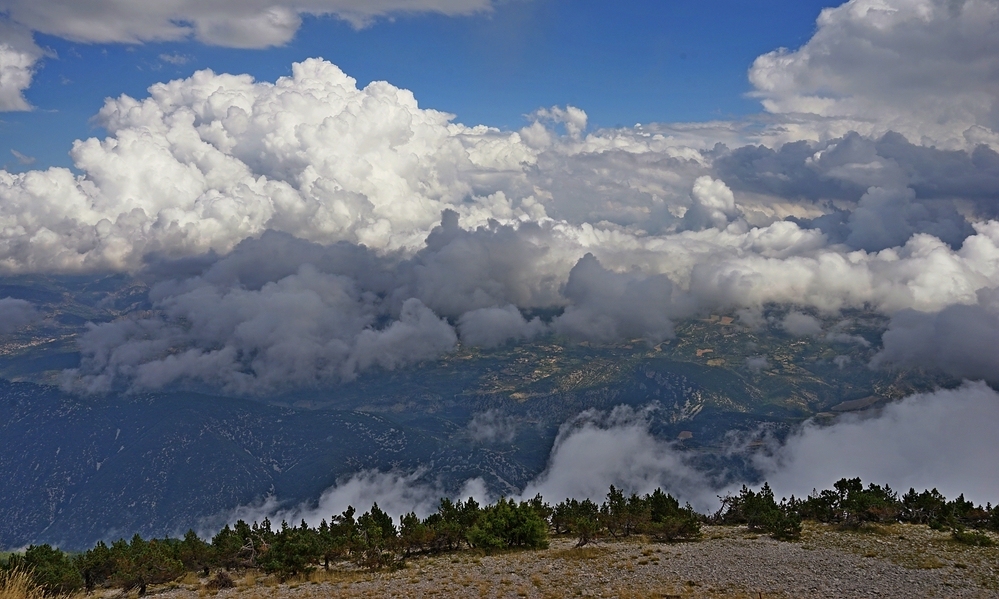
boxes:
[306,568,367,585]
[0,568,45,599]
[551,546,609,561]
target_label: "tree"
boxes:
[399,512,433,556]
[467,498,548,551]
[645,489,701,542]
[425,498,479,552]
[835,479,898,527]
[552,498,601,546]
[176,530,211,575]
[717,484,800,540]
[110,535,184,596]
[355,504,398,569]
[599,486,628,538]
[901,488,947,526]
[75,541,114,592]
[259,520,320,580]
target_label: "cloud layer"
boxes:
[0,0,997,392]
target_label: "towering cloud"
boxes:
[0,59,548,272]
[748,0,999,149]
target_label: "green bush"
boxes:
[645,488,701,542]
[717,484,800,540]
[467,498,548,551]
[951,527,995,547]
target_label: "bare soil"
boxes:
[141,523,999,599]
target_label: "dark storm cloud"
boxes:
[552,253,681,344]
[872,288,999,383]
[65,213,577,394]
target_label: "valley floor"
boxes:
[148,523,998,599]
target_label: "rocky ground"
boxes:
[147,523,998,599]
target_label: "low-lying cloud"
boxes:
[524,383,999,508]
[0,297,38,333]
[519,405,723,512]
[220,382,999,527]
[216,469,491,532]
[757,382,999,504]
[58,212,999,393]
[464,409,518,445]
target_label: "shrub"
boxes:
[717,484,800,540]
[951,527,995,547]
[647,516,701,542]
[467,498,548,551]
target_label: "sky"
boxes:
[1,0,841,171]
[2,0,999,507]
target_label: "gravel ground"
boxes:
[147,523,999,599]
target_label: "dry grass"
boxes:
[0,568,45,599]
[549,546,609,560]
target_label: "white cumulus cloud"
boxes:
[748,0,999,149]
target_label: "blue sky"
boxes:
[1,0,840,171]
